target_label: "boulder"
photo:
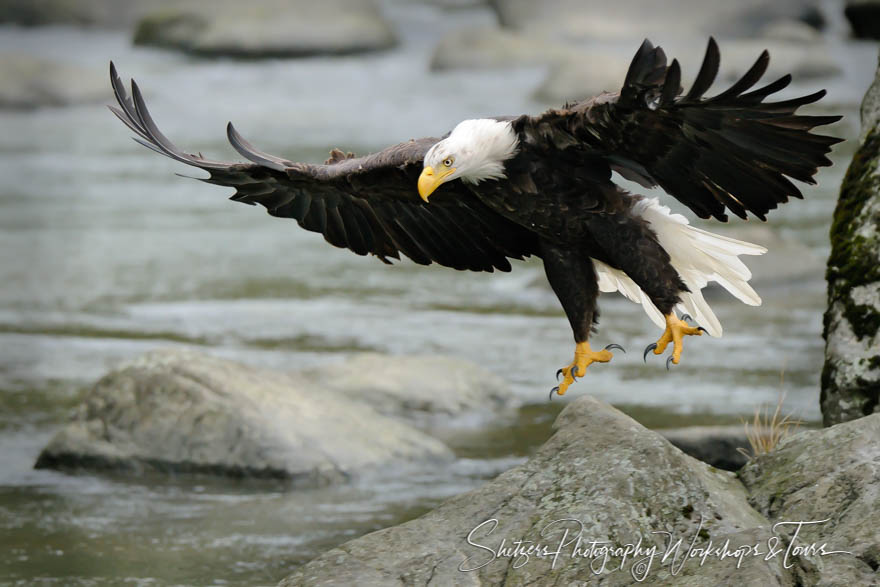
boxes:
[739,414,880,583]
[821,54,880,426]
[35,349,453,485]
[300,353,514,423]
[280,396,779,585]
[0,54,106,109]
[133,0,397,58]
[845,1,880,40]
[489,0,823,41]
[534,38,840,105]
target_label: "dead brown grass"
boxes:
[737,366,802,459]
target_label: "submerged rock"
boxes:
[0,54,106,109]
[35,349,453,484]
[740,413,880,583]
[133,0,397,58]
[280,396,778,585]
[301,352,513,422]
[822,55,880,426]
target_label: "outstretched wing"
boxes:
[522,38,844,221]
[109,63,537,272]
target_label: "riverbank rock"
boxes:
[280,397,878,585]
[280,395,781,585]
[846,1,880,40]
[0,54,105,109]
[739,413,880,583]
[133,0,396,58]
[300,353,514,423]
[821,55,880,427]
[35,349,452,484]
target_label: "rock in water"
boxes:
[132,0,397,58]
[35,349,452,484]
[279,396,783,585]
[740,414,880,584]
[822,53,880,427]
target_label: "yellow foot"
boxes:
[550,341,624,398]
[643,313,705,369]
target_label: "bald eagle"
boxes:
[110,38,842,397]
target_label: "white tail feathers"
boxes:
[593,198,766,337]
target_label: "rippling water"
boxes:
[0,1,876,584]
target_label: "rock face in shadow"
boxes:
[133,0,396,58]
[846,1,880,40]
[0,54,106,109]
[740,414,880,584]
[279,398,879,586]
[822,55,880,427]
[35,349,458,484]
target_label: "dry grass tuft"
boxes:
[737,367,802,460]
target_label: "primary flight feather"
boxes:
[110,38,842,397]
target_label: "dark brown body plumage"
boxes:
[109,38,842,346]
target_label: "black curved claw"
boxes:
[697,326,707,333]
[666,356,675,370]
[643,343,658,362]
[556,368,563,381]
[570,365,580,381]
[681,313,693,323]
[549,386,560,400]
[604,343,626,353]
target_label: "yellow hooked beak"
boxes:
[418,165,456,202]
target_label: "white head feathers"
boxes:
[423,119,519,185]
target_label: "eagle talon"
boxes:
[604,343,626,353]
[681,313,693,323]
[643,343,658,362]
[666,356,675,370]
[549,386,560,400]
[556,368,563,381]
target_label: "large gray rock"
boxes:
[35,349,453,484]
[0,54,106,109]
[740,414,880,584]
[821,55,880,427]
[280,396,780,585]
[133,0,396,58]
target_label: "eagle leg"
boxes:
[645,313,704,366]
[552,342,620,397]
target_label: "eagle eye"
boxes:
[443,157,454,167]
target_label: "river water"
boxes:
[0,1,876,584]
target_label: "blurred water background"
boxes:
[0,0,876,584]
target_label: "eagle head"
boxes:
[418,118,519,202]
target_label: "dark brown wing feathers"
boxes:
[530,37,843,221]
[109,62,536,272]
